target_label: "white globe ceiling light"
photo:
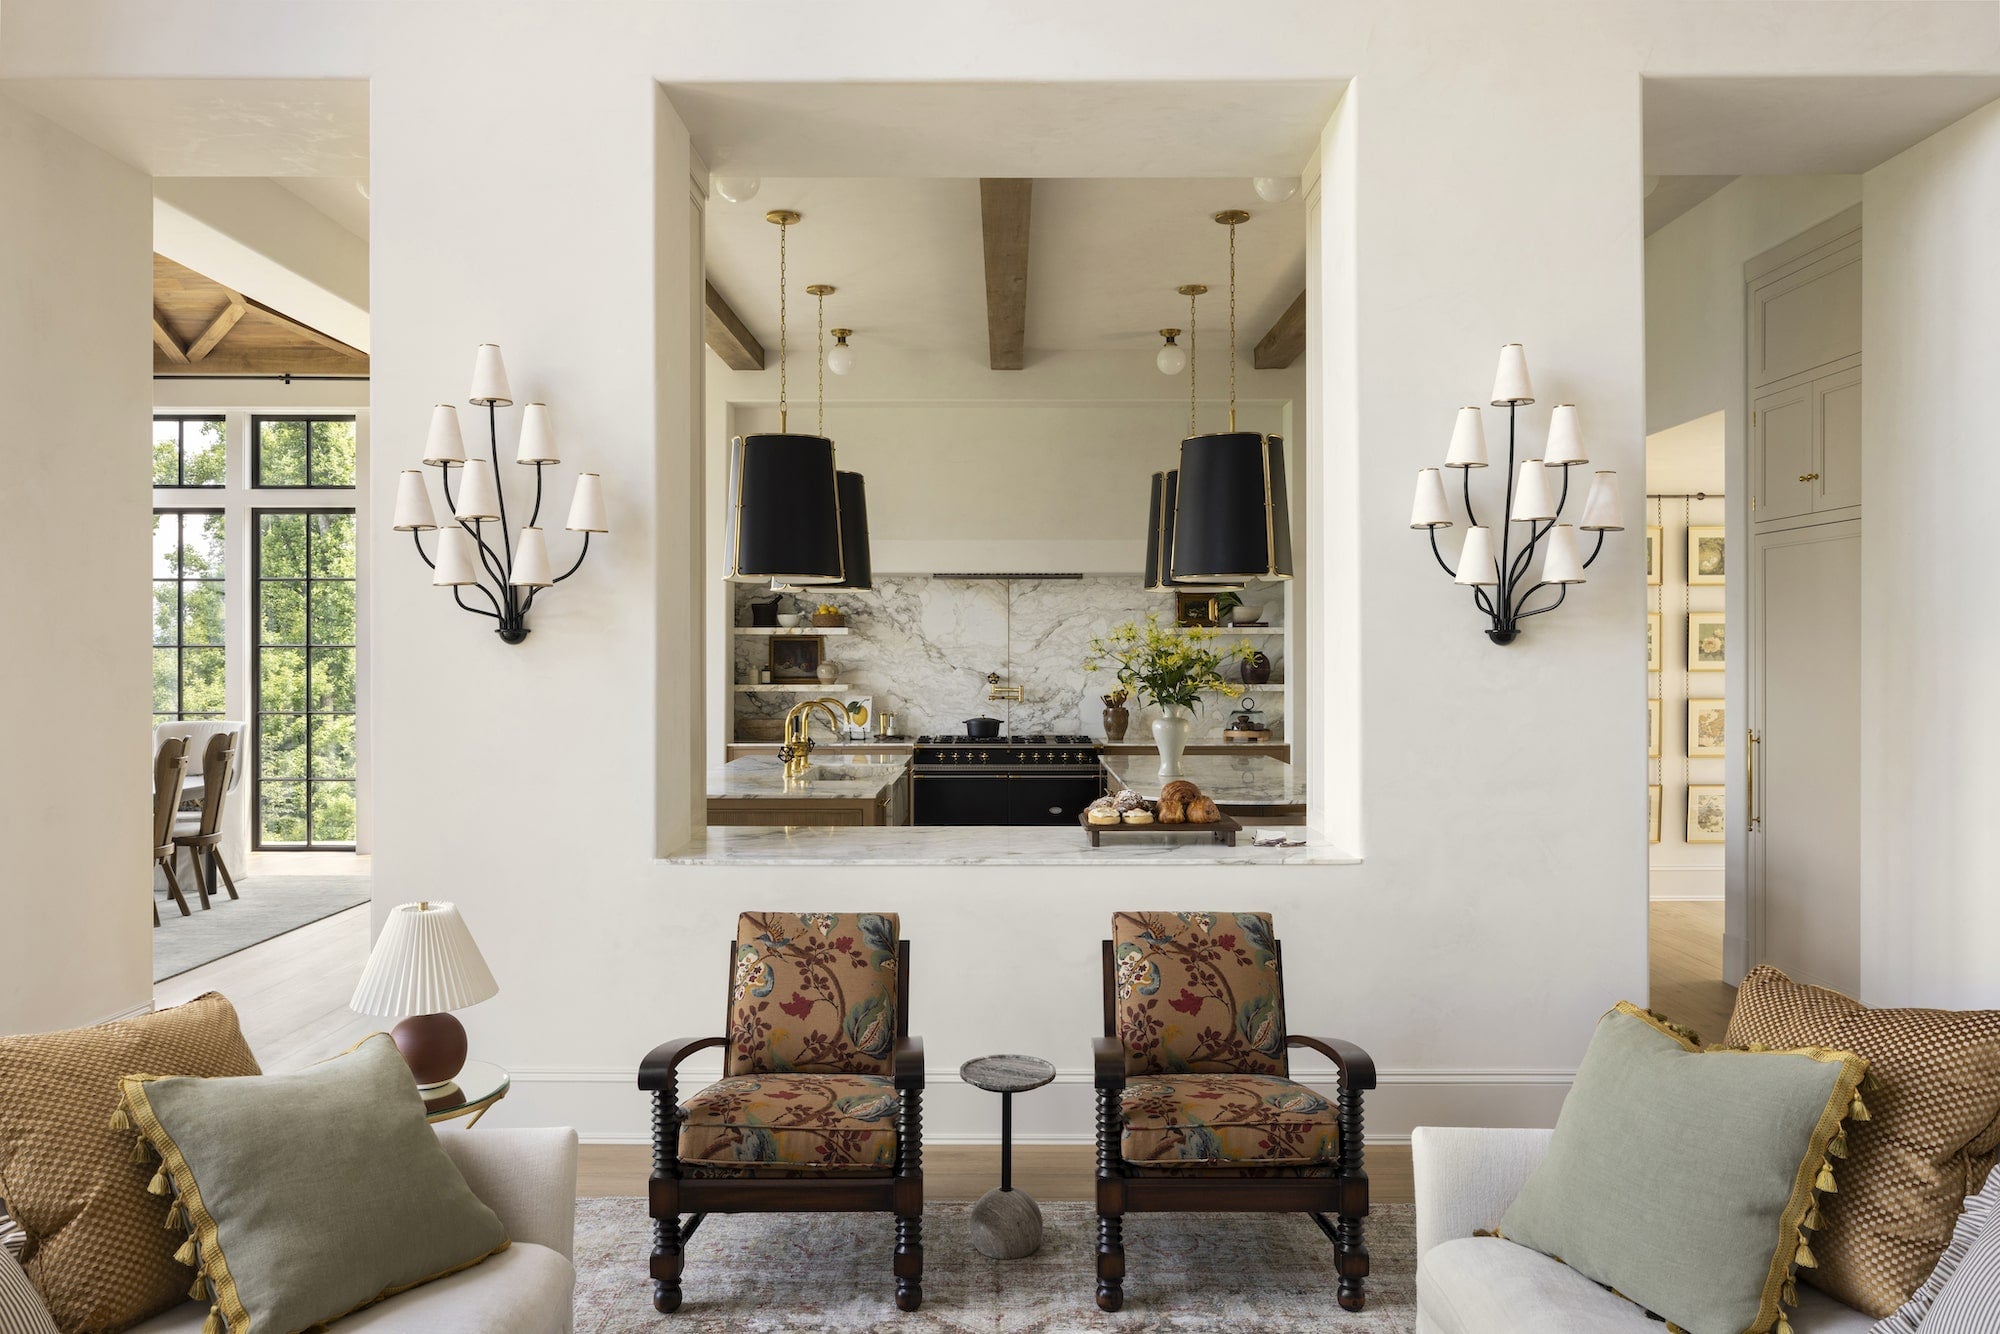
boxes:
[1252,176,1300,203]
[713,176,761,203]
[1155,328,1186,376]
[827,328,855,375]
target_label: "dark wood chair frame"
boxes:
[151,738,192,925]
[172,732,241,911]
[639,938,925,1314]
[1092,937,1377,1313]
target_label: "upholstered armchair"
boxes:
[637,912,924,1314]
[1092,911,1375,1312]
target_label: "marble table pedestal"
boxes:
[959,1054,1057,1260]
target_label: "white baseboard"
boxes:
[1649,864,1724,901]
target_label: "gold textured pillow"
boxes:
[0,994,259,1334]
[1727,966,2000,1316]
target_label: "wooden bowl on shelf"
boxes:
[812,612,846,628]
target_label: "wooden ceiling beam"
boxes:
[979,178,1032,371]
[185,297,246,363]
[703,280,764,371]
[1253,289,1307,370]
[152,345,369,377]
[238,294,365,358]
[152,309,188,363]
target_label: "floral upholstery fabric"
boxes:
[728,912,900,1076]
[679,1074,899,1174]
[1112,911,1286,1075]
[1119,1075,1338,1168]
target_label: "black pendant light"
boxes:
[726,209,845,585]
[1171,210,1294,583]
[1144,283,1241,593]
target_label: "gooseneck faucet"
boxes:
[780,697,850,776]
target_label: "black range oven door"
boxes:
[912,771,1005,826]
[1007,772,1104,825]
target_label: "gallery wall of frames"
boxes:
[1646,494,1726,898]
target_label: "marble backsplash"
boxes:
[731,576,1286,741]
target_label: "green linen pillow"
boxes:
[1497,1002,1867,1334]
[116,1033,508,1334]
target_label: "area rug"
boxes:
[571,1198,1416,1331]
[152,875,370,981]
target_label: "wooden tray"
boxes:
[1080,810,1242,847]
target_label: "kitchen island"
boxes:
[706,752,913,827]
[666,824,1352,866]
[1101,753,1306,822]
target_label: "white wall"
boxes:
[1858,96,2000,1008]
[0,93,154,1033]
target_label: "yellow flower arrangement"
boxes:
[1083,613,1256,712]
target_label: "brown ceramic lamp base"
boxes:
[391,1011,468,1092]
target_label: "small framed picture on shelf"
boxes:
[1648,784,1662,845]
[1645,525,1663,587]
[1688,698,1725,758]
[1174,591,1220,627]
[1686,784,1727,843]
[1647,697,1662,759]
[1688,611,1726,672]
[1647,611,1663,672]
[768,634,824,683]
[1688,525,1725,585]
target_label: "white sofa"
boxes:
[1413,1127,1874,1334]
[128,1126,578,1334]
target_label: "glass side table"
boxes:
[959,1054,1057,1259]
[423,1059,510,1126]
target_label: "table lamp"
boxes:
[349,901,498,1095]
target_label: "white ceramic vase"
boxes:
[817,661,838,685]
[1153,704,1192,780]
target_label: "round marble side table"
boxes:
[959,1054,1057,1259]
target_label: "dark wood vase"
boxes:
[1102,704,1130,742]
[1240,651,1273,686]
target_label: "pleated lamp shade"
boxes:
[726,433,844,584]
[1172,432,1293,581]
[1144,471,1241,593]
[823,471,872,591]
[350,902,498,1019]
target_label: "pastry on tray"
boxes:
[1185,795,1222,824]
[1086,797,1121,825]
[1112,788,1146,813]
[1122,807,1155,825]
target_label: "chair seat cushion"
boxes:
[1119,1074,1337,1168]
[679,1074,898,1174]
[1419,1236,1877,1334]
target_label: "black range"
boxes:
[911,734,1104,826]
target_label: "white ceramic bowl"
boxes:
[776,613,805,627]
[1230,604,1265,624]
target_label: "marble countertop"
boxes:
[1101,754,1305,807]
[708,753,911,800]
[663,824,1356,866]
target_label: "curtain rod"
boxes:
[152,374,369,383]
[1646,491,1722,500]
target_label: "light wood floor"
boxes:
[158,895,1729,1206]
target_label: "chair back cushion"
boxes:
[1112,911,1286,1075]
[727,913,900,1076]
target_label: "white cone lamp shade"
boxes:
[1511,459,1557,521]
[565,472,609,533]
[423,404,465,467]
[1544,403,1588,465]
[1491,343,1534,405]
[1541,524,1587,584]
[431,527,482,586]
[510,526,554,587]
[1578,471,1626,531]
[1445,407,1488,468]
[350,902,499,1019]
[1410,468,1453,529]
[392,470,438,531]
[454,459,502,521]
[469,344,513,407]
[1454,526,1498,585]
[516,403,559,464]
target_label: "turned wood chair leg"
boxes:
[1095,1084,1125,1312]
[894,1213,923,1312]
[1336,1079,1369,1312]
[210,847,240,900]
[161,858,191,917]
[649,1090,685,1313]
[893,1085,924,1311]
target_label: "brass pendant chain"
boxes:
[1188,287,1199,435]
[778,219,788,430]
[816,288,825,436]
[1228,218,1238,431]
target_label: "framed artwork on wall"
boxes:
[1647,612,1663,672]
[1688,698,1725,758]
[1686,784,1726,843]
[1646,525,1663,586]
[1648,784,1662,845]
[1688,611,1725,672]
[1174,591,1220,626]
[1647,697,1662,759]
[768,634,825,683]
[1688,525,1726,585]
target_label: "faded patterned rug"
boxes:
[571,1198,1417,1331]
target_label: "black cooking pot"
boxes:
[961,716,1002,739]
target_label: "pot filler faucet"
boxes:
[781,697,850,776]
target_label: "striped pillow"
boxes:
[1914,1218,2000,1332]
[0,1247,59,1334]
[1874,1169,2000,1332]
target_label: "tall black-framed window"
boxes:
[253,509,358,849]
[152,416,226,488]
[152,510,227,722]
[253,415,357,489]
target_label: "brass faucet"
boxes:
[780,697,849,776]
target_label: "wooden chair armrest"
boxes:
[893,1035,925,1090]
[1287,1033,1378,1090]
[637,1035,727,1091]
[1093,1035,1129,1090]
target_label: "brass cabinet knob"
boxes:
[1798,472,1821,482]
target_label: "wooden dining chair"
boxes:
[152,737,192,924]
[171,731,241,910]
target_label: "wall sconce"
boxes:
[1410,344,1621,644]
[395,344,608,644]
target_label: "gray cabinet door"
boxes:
[1753,382,1816,522]
[1814,363,1863,512]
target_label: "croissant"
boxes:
[1186,796,1222,824]
[1156,795,1187,824]
[1160,780,1201,805]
